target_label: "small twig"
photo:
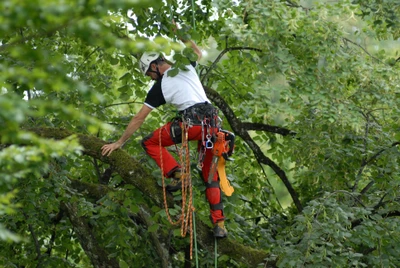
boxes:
[285,0,311,12]
[104,100,141,108]
[46,208,65,255]
[360,142,399,171]
[23,212,42,259]
[75,46,101,73]
[327,190,367,208]
[360,180,375,195]
[45,229,57,256]
[352,112,370,191]
[352,109,393,192]
[343,37,382,63]
[255,157,285,211]
[373,193,388,210]
[238,197,270,219]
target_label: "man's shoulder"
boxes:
[164,63,197,77]
[149,79,162,90]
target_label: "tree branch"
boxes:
[29,127,169,206]
[242,122,296,136]
[69,178,169,267]
[343,37,382,63]
[62,202,119,268]
[104,100,141,108]
[23,212,42,260]
[354,141,400,191]
[351,209,400,229]
[75,46,101,73]
[0,22,73,53]
[360,180,375,195]
[204,86,303,213]
[285,0,310,11]
[28,127,271,267]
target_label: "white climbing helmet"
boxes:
[139,52,161,74]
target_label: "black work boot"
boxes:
[166,170,182,192]
[213,221,228,238]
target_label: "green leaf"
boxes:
[119,259,129,268]
[147,224,159,233]
[168,68,179,77]
[110,57,119,65]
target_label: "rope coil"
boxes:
[160,119,195,259]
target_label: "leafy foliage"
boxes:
[1,0,399,267]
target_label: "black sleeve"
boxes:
[144,80,166,109]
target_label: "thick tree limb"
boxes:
[29,127,169,207]
[29,127,271,267]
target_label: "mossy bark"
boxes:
[30,127,274,267]
[62,202,120,268]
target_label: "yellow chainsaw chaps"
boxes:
[217,157,234,196]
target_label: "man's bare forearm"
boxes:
[116,104,152,146]
[116,116,145,146]
[183,40,202,61]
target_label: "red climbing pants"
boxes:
[141,121,224,224]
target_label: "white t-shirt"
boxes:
[144,62,210,111]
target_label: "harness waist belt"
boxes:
[179,102,219,126]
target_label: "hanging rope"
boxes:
[192,195,199,267]
[159,1,203,264]
[159,119,196,259]
[191,0,196,31]
[215,236,218,268]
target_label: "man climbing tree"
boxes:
[101,29,232,238]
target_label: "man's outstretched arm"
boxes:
[173,20,202,61]
[184,40,202,61]
[101,104,152,156]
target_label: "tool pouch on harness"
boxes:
[220,130,235,159]
[170,119,182,144]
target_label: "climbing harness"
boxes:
[160,103,235,264]
[159,2,235,263]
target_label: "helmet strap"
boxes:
[147,64,162,80]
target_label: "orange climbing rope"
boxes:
[159,119,196,259]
